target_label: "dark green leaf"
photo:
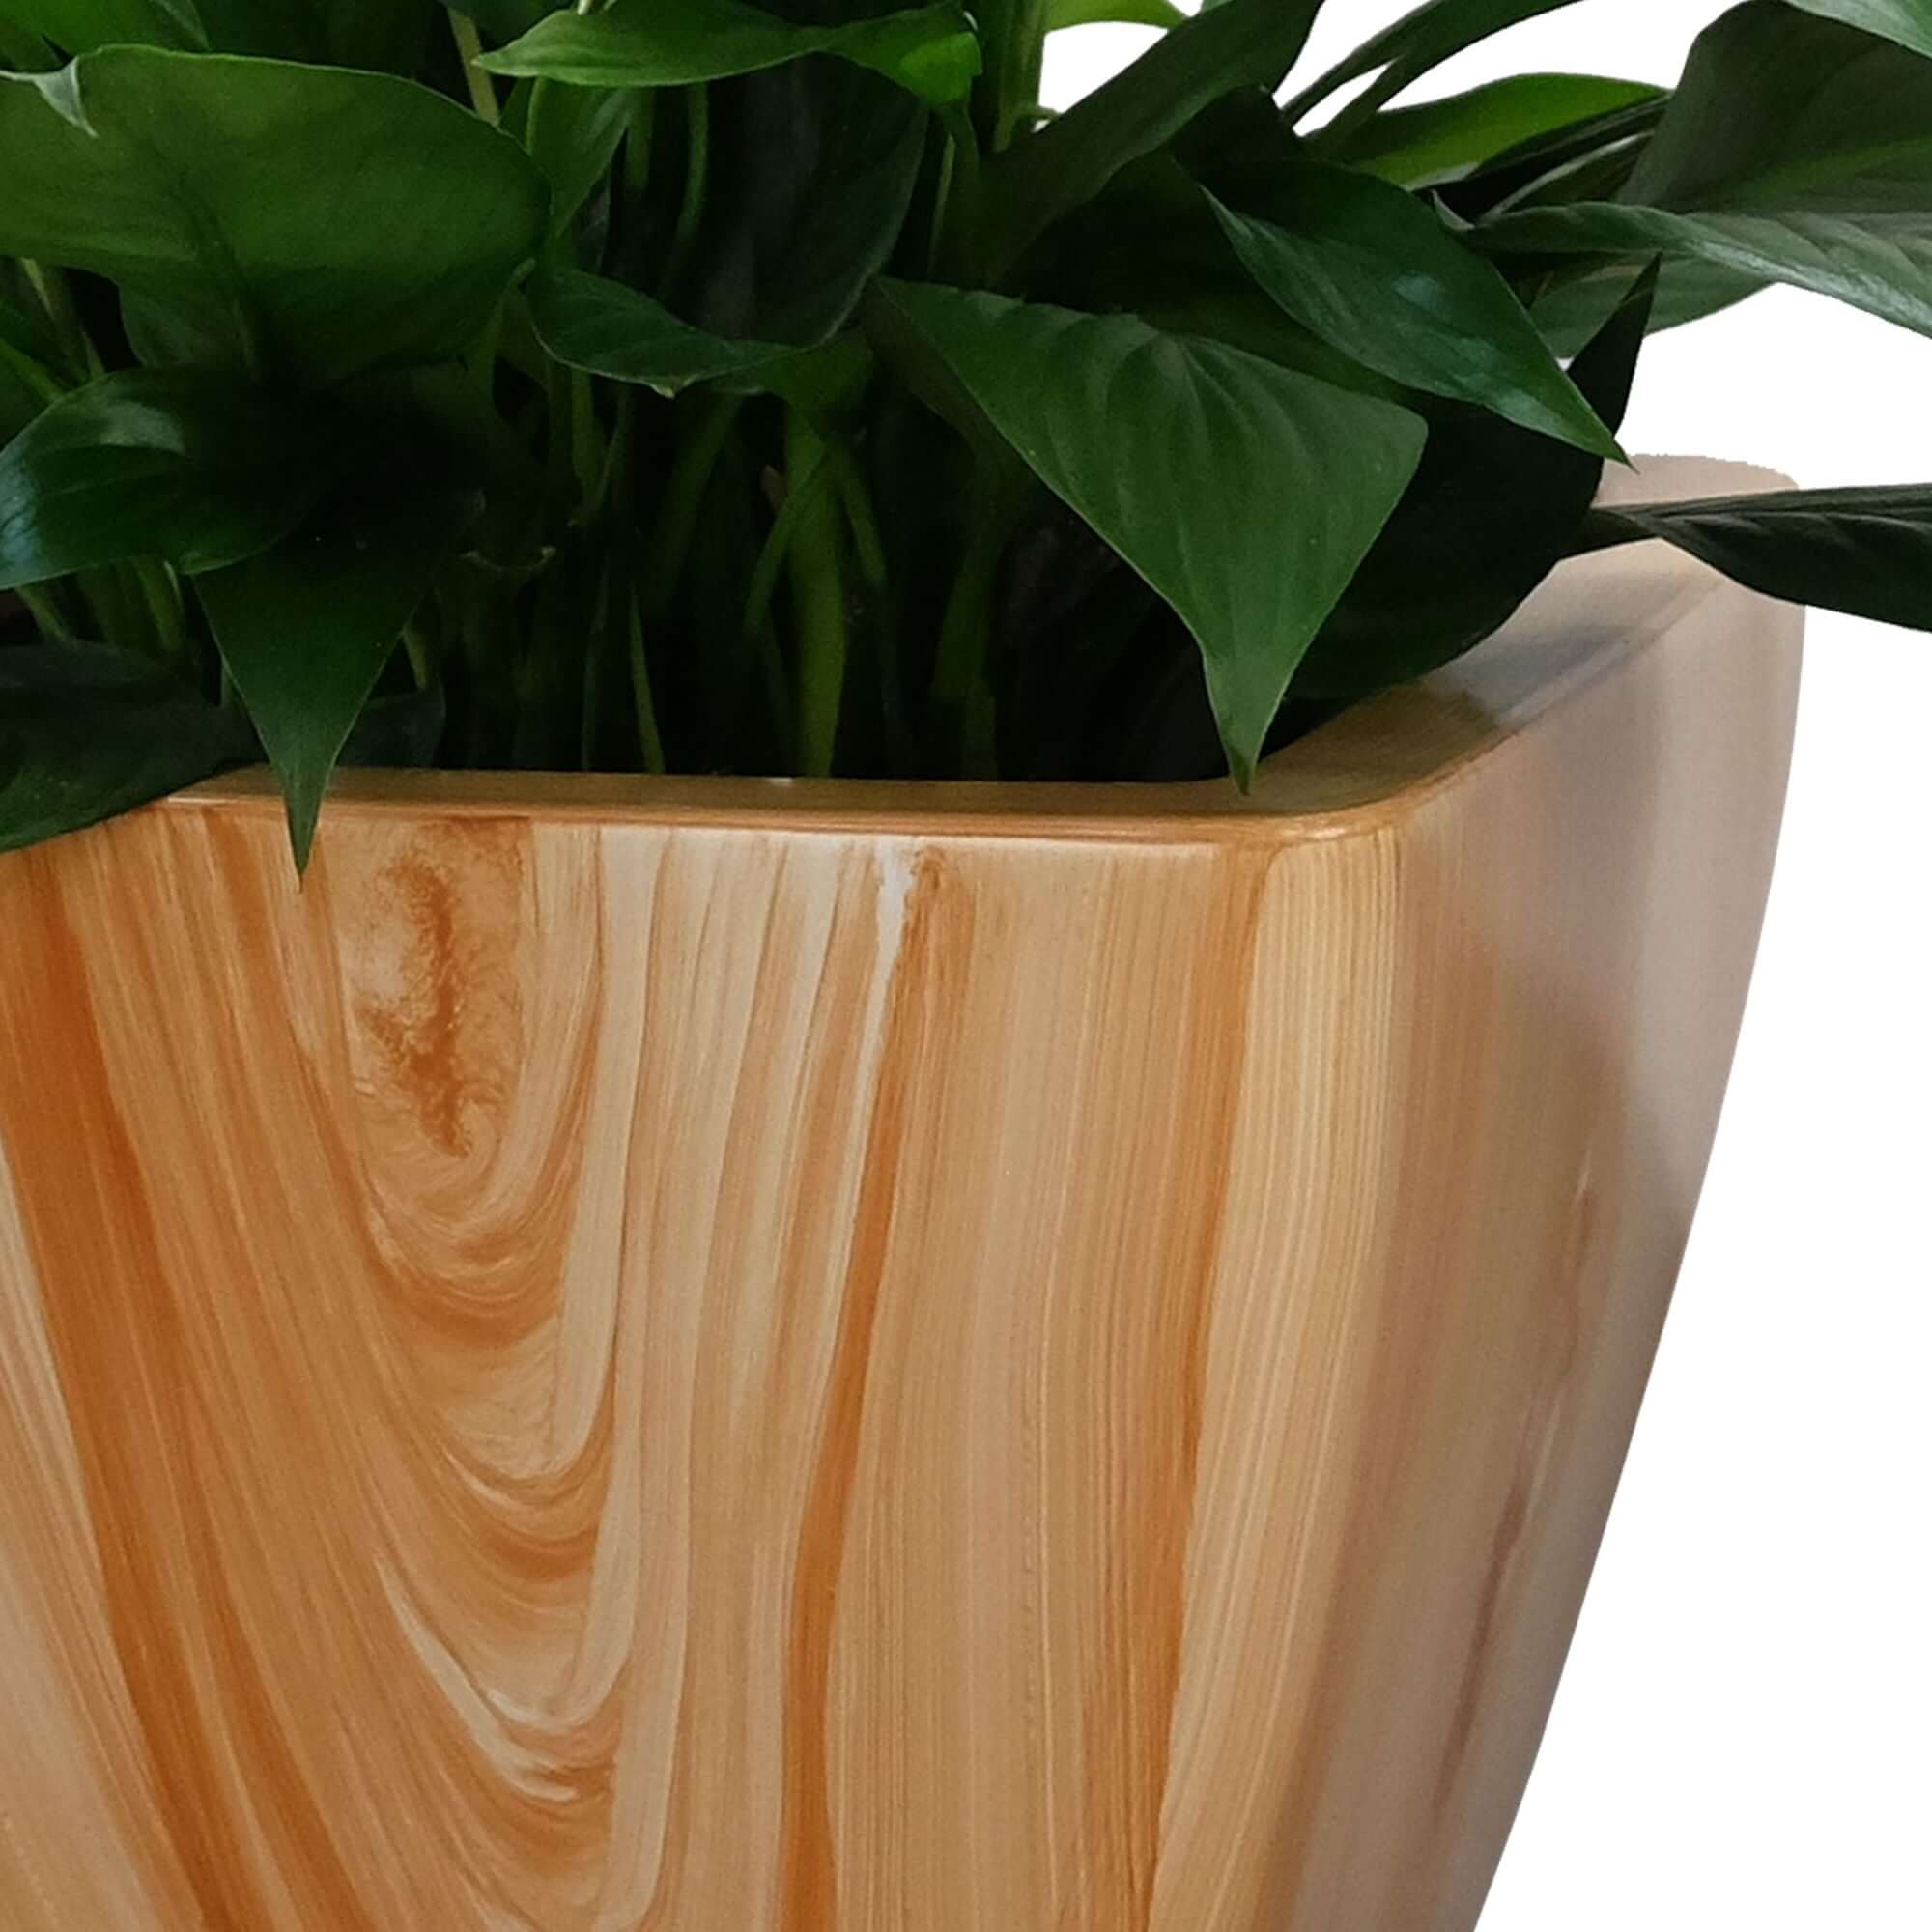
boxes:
[480,0,982,108]
[1319,72,1662,188]
[1293,260,1655,696]
[194,0,433,71]
[0,47,548,383]
[525,78,631,234]
[528,267,798,393]
[678,62,927,347]
[0,0,203,52]
[1577,484,1932,631]
[1783,0,1932,60]
[1485,6,1932,338]
[870,279,1428,782]
[0,370,326,591]
[0,286,62,436]
[199,480,479,867]
[1283,0,1587,124]
[1527,255,1763,355]
[0,640,248,854]
[1622,2,1932,213]
[1045,0,1186,26]
[1485,202,1932,338]
[1015,144,1403,402]
[982,0,1323,275]
[1205,167,1622,456]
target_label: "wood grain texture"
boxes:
[0,461,1803,1931]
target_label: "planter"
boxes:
[0,458,1801,1930]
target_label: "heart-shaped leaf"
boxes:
[1621,2,1932,213]
[199,479,479,867]
[0,639,249,854]
[0,370,327,591]
[675,63,928,349]
[525,77,632,236]
[528,267,799,394]
[0,47,548,383]
[869,279,1428,782]
[1484,5,1932,339]
[1577,483,1932,632]
[1205,168,1623,456]
[480,0,982,108]
[1293,261,1655,696]
[983,0,1323,274]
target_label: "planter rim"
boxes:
[165,455,1788,849]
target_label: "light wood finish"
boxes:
[0,461,1802,1931]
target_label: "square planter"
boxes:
[0,459,1802,1930]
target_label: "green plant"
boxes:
[5,0,1932,866]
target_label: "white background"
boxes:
[1045,7,1932,1925]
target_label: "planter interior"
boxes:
[0,459,1803,1930]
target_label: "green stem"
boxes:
[664,84,711,295]
[402,617,437,691]
[932,486,1023,779]
[15,585,71,643]
[579,562,611,769]
[742,443,835,641]
[834,451,889,593]
[569,368,604,507]
[625,581,666,774]
[982,0,1050,152]
[935,111,984,284]
[625,89,657,198]
[593,384,638,523]
[1302,63,1411,145]
[130,558,188,671]
[785,410,850,779]
[639,392,740,620]
[22,261,96,381]
[0,332,63,407]
[449,11,500,125]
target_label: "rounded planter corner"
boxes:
[0,461,1803,1929]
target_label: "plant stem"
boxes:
[15,585,71,644]
[742,444,834,641]
[402,617,437,691]
[0,332,63,406]
[22,261,96,381]
[130,559,188,671]
[639,391,740,621]
[834,451,889,593]
[785,410,851,779]
[448,12,499,125]
[935,111,984,284]
[664,84,711,295]
[625,581,666,774]
[932,483,1024,779]
[981,0,1050,152]
[625,90,657,200]
[1303,64,1412,146]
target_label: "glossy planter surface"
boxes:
[0,461,1802,1930]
